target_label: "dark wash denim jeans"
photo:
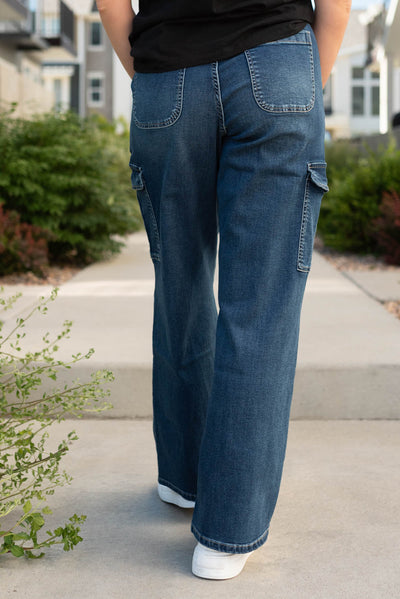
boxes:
[129,24,328,554]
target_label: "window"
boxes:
[89,22,103,48]
[87,73,104,107]
[351,67,380,117]
[352,67,364,79]
[41,15,60,37]
[54,79,62,109]
[371,86,380,116]
[352,86,365,116]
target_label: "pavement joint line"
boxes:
[304,278,360,294]
[339,269,387,304]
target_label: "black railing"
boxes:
[60,1,74,46]
[0,0,75,53]
[41,1,75,53]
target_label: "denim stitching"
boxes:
[137,186,161,262]
[259,29,311,46]
[212,62,227,135]
[129,162,161,262]
[297,172,312,273]
[245,30,315,114]
[158,477,197,501]
[265,39,311,45]
[191,522,270,553]
[297,162,328,272]
[132,69,186,129]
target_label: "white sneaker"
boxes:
[192,542,255,580]
[157,483,195,508]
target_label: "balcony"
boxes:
[0,1,76,56]
[41,1,75,57]
[0,0,29,22]
[0,1,47,50]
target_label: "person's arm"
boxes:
[313,0,352,88]
[96,0,136,79]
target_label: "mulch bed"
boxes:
[383,301,400,320]
[313,235,400,271]
[0,265,81,288]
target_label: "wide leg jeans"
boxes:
[129,24,328,554]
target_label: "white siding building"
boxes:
[325,7,382,139]
[378,0,400,132]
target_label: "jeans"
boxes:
[129,23,328,554]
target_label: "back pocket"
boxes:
[297,162,329,273]
[245,27,315,113]
[131,69,185,129]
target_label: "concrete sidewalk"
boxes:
[1,238,400,597]
[1,419,399,598]
[1,231,399,418]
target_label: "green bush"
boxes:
[324,139,365,184]
[0,108,141,265]
[319,143,400,254]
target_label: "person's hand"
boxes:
[96,0,136,79]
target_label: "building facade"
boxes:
[0,0,133,123]
[325,7,382,140]
[376,0,400,133]
[76,0,132,124]
[1,0,51,116]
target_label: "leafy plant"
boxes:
[0,289,113,558]
[324,138,365,184]
[370,190,400,265]
[318,143,400,254]
[0,204,51,276]
[0,106,141,265]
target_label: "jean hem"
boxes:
[158,477,197,501]
[191,522,270,554]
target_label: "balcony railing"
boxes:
[0,0,30,22]
[0,4,46,50]
[40,1,75,56]
[0,0,75,55]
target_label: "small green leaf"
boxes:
[12,533,30,541]
[23,500,32,514]
[10,545,25,557]
[26,550,45,559]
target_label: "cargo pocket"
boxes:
[297,162,329,273]
[129,162,160,263]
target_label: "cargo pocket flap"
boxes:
[129,162,144,190]
[308,162,329,192]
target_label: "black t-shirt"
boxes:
[129,1,314,73]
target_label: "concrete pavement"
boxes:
[342,268,400,302]
[1,419,399,598]
[2,235,400,597]
[1,231,400,418]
